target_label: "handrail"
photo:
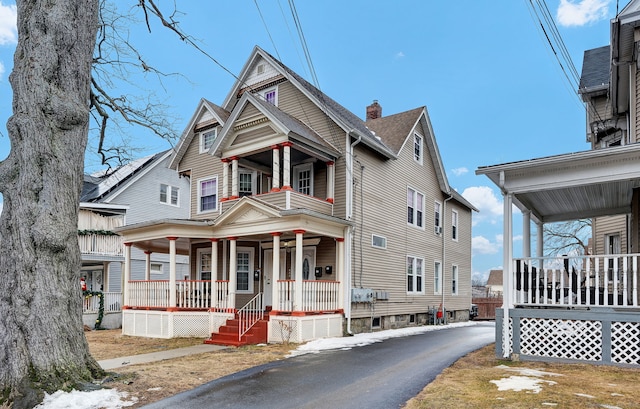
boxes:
[238,292,263,341]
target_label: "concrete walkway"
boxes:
[98,344,228,370]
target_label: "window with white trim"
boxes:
[259,86,277,106]
[239,169,257,197]
[451,210,458,241]
[434,261,442,295]
[451,265,459,295]
[434,201,442,235]
[198,176,218,213]
[150,263,163,275]
[372,234,387,249]
[414,133,423,164]
[407,187,424,228]
[293,163,313,195]
[198,248,212,281]
[199,129,217,153]
[160,184,180,206]
[236,247,254,293]
[407,256,424,294]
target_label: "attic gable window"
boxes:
[414,133,423,164]
[199,129,217,154]
[259,86,277,105]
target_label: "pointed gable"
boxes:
[169,98,230,170]
[213,197,281,228]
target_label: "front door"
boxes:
[263,249,285,307]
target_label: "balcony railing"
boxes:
[221,190,333,216]
[512,254,640,308]
[78,233,123,257]
[82,292,122,313]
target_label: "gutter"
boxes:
[346,130,362,336]
[442,192,453,324]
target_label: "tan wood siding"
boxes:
[593,215,629,255]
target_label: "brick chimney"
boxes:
[366,100,382,121]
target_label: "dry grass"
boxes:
[87,330,640,409]
[85,330,296,408]
[404,344,640,409]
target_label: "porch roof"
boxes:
[476,143,640,223]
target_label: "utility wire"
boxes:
[254,0,282,61]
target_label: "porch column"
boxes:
[221,159,229,201]
[271,232,282,311]
[123,243,132,307]
[536,220,544,258]
[211,238,218,310]
[231,157,239,199]
[282,142,292,190]
[168,237,177,309]
[336,238,345,310]
[271,145,281,192]
[228,237,237,311]
[522,210,531,258]
[326,161,335,203]
[502,192,513,358]
[144,251,152,281]
[293,229,305,312]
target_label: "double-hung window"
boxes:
[407,187,424,228]
[239,169,257,197]
[414,133,423,164]
[435,201,442,235]
[160,184,179,206]
[259,86,277,106]
[434,261,442,295]
[199,129,217,153]
[236,247,254,293]
[407,256,424,294]
[198,249,212,281]
[198,176,218,213]
[293,163,313,196]
[451,210,458,241]
[451,265,459,295]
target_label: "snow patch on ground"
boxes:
[35,389,137,409]
[490,375,557,393]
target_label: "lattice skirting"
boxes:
[269,314,343,343]
[497,308,640,367]
[122,310,233,338]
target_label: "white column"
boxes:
[282,143,292,190]
[337,238,345,310]
[228,237,237,310]
[326,161,335,203]
[231,157,239,199]
[272,145,280,192]
[211,238,218,310]
[168,237,177,309]
[144,251,152,281]
[502,193,513,358]
[222,159,229,201]
[523,210,531,258]
[271,233,281,312]
[123,243,132,307]
[293,229,305,311]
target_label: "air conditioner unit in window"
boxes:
[435,226,442,235]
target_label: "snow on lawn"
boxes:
[36,321,482,408]
[490,365,562,394]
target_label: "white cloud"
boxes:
[0,1,17,45]
[462,186,502,225]
[451,167,468,177]
[395,51,405,59]
[472,235,500,255]
[557,0,610,27]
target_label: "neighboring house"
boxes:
[477,0,640,367]
[485,269,503,297]
[79,149,190,328]
[116,45,476,344]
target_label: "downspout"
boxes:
[442,193,453,324]
[346,130,362,336]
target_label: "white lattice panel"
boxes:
[270,318,300,343]
[520,318,602,361]
[611,321,640,364]
[172,313,210,338]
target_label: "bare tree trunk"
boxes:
[0,1,101,407]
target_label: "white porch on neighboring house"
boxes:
[477,144,640,367]
[116,198,349,343]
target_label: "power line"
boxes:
[254,0,282,61]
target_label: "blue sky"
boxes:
[0,1,618,282]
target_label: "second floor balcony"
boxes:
[78,232,123,257]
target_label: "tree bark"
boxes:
[0,0,101,407]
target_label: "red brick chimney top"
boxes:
[366,100,382,121]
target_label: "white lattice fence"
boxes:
[172,313,211,338]
[270,318,300,343]
[611,321,640,364]
[519,318,602,361]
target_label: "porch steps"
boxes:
[204,317,268,347]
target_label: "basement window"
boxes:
[372,317,381,328]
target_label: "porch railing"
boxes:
[276,280,340,312]
[127,280,230,310]
[513,254,640,308]
[238,292,264,341]
[83,292,122,313]
[78,233,124,257]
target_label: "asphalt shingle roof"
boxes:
[579,45,610,92]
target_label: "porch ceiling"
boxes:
[476,144,640,223]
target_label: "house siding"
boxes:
[593,215,628,255]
